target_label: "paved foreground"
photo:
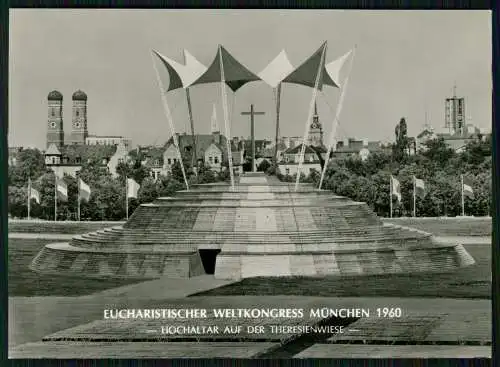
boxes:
[9,275,235,347]
[10,295,490,358]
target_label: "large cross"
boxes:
[241,104,265,172]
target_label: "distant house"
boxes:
[278,143,322,176]
[416,128,437,151]
[331,138,387,161]
[44,143,116,178]
[86,135,132,150]
[163,131,244,176]
[416,123,487,153]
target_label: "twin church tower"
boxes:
[46,90,88,148]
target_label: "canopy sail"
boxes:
[190,45,261,92]
[282,42,339,90]
[258,50,294,89]
[152,49,207,92]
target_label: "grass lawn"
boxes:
[195,244,490,300]
[8,238,146,297]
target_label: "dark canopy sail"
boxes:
[282,42,339,90]
[190,45,261,92]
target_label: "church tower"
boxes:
[308,101,324,147]
[46,90,64,148]
[70,90,88,145]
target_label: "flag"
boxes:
[30,187,40,204]
[28,178,40,204]
[127,178,140,199]
[414,176,425,197]
[462,176,474,198]
[79,178,91,202]
[56,178,68,202]
[391,176,401,202]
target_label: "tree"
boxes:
[393,117,409,163]
[138,177,159,204]
[421,137,456,168]
[9,148,46,186]
[257,159,271,173]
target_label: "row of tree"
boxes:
[8,154,228,220]
[8,122,492,219]
[272,127,492,217]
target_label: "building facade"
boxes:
[69,90,89,145]
[46,91,64,148]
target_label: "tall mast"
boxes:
[185,87,197,170]
[274,83,282,166]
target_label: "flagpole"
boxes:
[77,177,81,222]
[218,45,235,190]
[295,43,327,192]
[185,87,197,171]
[390,176,393,219]
[319,45,356,190]
[27,177,31,220]
[125,177,129,221]
[461,174,465,216]
[54,176,57,222]
[274,83,282,166]
[151,52,190,191]
[413,176,416,217]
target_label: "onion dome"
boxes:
[72,90,87,101]
[47,90,63,100]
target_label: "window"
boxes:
[209,156,213,163]
[309,168,314,173]
[214,156,219,164]
[167,158,171,165]
[285,168,290,175]
[51,108,55,117]
[173,158,177,164]
[76,111,79,117]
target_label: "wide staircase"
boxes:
[30,173,475,279]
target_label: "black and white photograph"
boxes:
[7,9,492,359]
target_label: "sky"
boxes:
[9,9,492,149]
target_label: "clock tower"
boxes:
[70,90,88,145]
[46,90,64,148]
[308,101,324,147]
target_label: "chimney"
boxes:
[363,138,369,147]
[343,138,349,147]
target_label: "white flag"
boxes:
[462,176,474,198]
[79,178,91,202]
[30,187,40,204]
[127,178,140,199]
[56,178,68,202]
[391,175,401,202]
[414,176,425,197]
